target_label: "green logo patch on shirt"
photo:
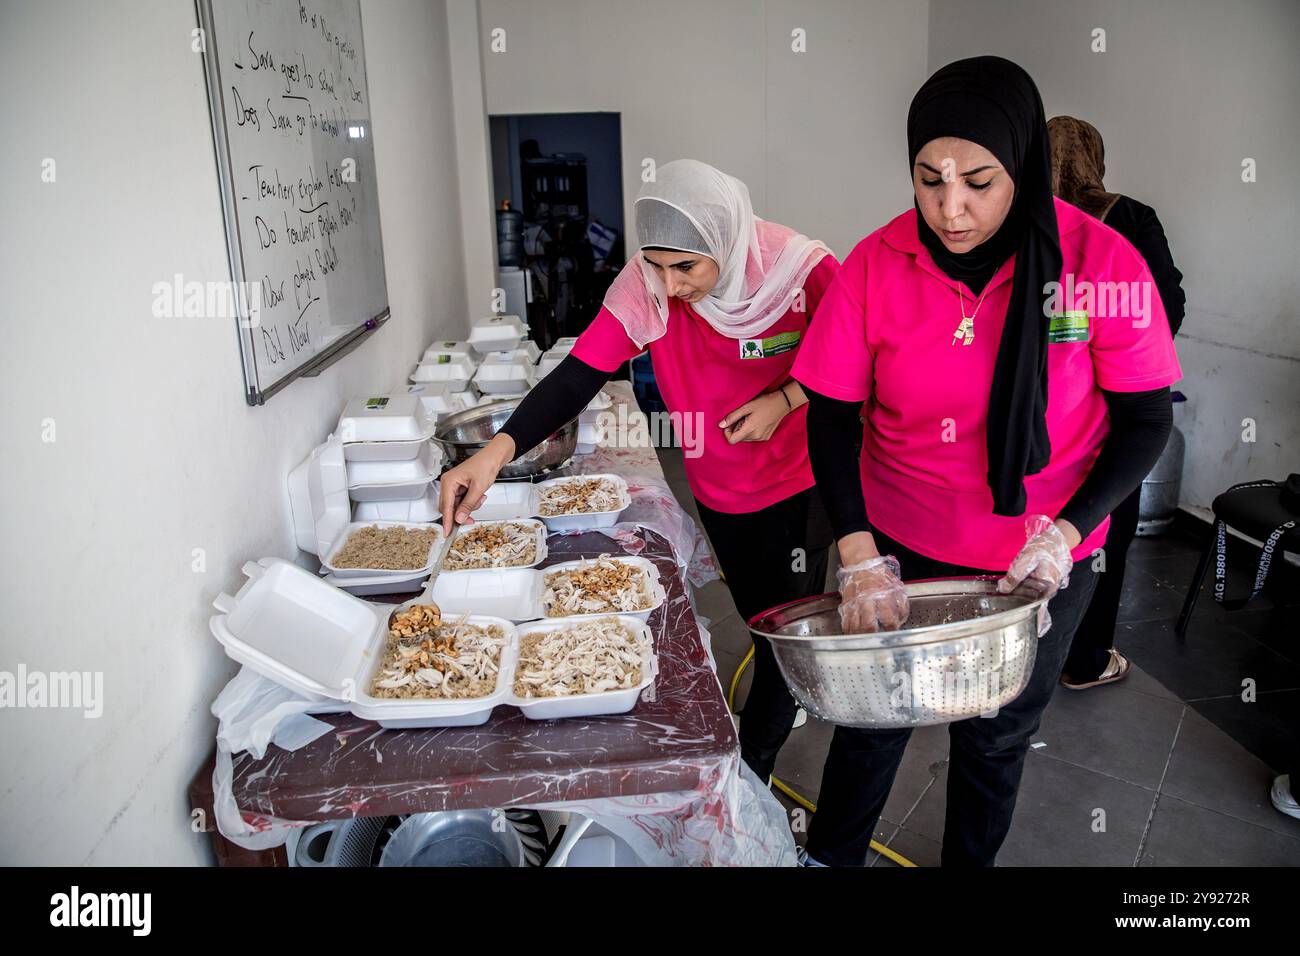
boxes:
[1048,310,1090,344]
[739,330,801,359]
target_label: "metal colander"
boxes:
[747,578,1048,728]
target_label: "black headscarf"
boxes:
[907,56,1062,516]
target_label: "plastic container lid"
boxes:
[407,383,472,421]
[288,435,350,558]
[338,394,433,443]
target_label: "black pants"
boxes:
[1064,484,1140,680]
[695,489,832,782]
[805,529,1099,867]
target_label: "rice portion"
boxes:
[332,524,440,571]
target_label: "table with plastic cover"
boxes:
[188,526,740,863]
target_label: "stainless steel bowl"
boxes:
[748,578,1048,728]
[434,398,577,479]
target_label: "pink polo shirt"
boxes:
[792,197,1182,571]
[572,255,839,513]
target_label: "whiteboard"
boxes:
[198,0,389,404]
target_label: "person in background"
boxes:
[439,159,839,784]
[1048,115,1186,690]
[792,57,1181,866]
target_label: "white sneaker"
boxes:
[792,707,808,729]
[796,845,828,867]
[1270,774,1300,819]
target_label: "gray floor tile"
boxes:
[772,715,834,804]
[1033,682,1185,790]
[1138,795,1300,866]
[695,579,741,628]
[709,613,753,662]
[996,754,1158,866]
[881,724,950,825]
[877,825,943,868]
[1120,661,1181,701]
[1161,709,1300,839]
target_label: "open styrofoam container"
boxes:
[345,441,441,489]
[353,484,441,523]
[288,435,350,559]
[421,339,478,367]
[322,567,430,596]
[410,355,476,390]
[533,474,631,531]
[536,350,567,379]
[473,351,536,394]
[320,520,446,579]
[442,518,549,573]
[509,616,658,720]
[462,474,631,530]
[468,314,527,354]
[427,555,664,624]
[210,559,516,728]
[338,394,432,444]
[408,382,473,422]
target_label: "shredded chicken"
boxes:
[371,604,506,700]
[444,521,539,570]
[332,525,440,571]
[514,617,647,698]
[537,477,622,516]
[542,555,654,617]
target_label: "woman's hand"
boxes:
[836,553,909,634]
[438,433,515,536]
[997,515,1077,635]
[720,390,791,444]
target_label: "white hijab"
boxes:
[603,159,830,347]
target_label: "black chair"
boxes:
[1175,478,1300,639]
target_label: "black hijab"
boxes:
[907,56,1062,517]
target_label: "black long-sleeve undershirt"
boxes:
[804,385,1173,544]
[497,353,613,455]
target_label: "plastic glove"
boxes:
[836,555,909,633]
[998,515,1073,636]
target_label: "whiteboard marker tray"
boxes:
[509,616,658,720]
[210,560,517,729]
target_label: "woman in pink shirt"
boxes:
[790,57,1181,866]
[439,159,839,783]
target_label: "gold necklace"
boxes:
[952,284,989,346]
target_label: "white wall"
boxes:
[0,0,467,864]
[478,0,931,259]
[928,0,1300,508]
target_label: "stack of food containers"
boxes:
[473,349,536,396]
[467,314,528,354]
[336,395,445,569]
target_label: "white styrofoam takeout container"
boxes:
[352,485,441,523]
[321,568,430,596]
[468,314,528,354]
[421,340,478,367]
[532,474,631,531]
[575,420,601,455]
[509,616,658,720]
[410,355,476,390]
[338,394,431,444]
[461,474,630,530]
[209,558,518,727]
[473,351,536,394]
[347,443,443,502]
[427,555,664,624]
[287,434,350,559]
[580,389,613,425]
[320,520,445,579]
[408,382,473,422]
[442,518,549,573]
